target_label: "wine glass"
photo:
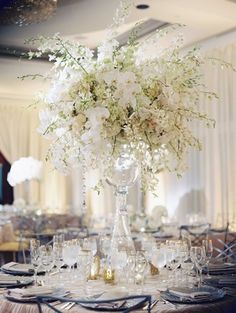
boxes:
[77,249,92,293]
[63,241,80,279]
[114,250,127,283]
[83,238,97,256]
[30,239,41,283]
[53,243,64,275]
[202,239,213,277]
[190,246,205,286]
[100,236,110,258]
[152,247,166,269]
[126,252,136,285]
[40,245,55,284]
[135,251,148,289]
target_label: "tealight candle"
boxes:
[103,267,115,284]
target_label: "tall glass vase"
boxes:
[106,144,138,266]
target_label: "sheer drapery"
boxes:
[144,43,236,229]
[0,97,69,212]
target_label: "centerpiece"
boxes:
[7,156,43,210]
[28,0,219,268]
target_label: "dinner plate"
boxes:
[0,278,33,289]
[4,288,68,304]
[160,286,225,304]
[204,277,236,288]
[203,263,236,276]
[79,294,147,311]
[1,264,44,276]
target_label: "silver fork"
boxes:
[142,299,158,311]
[60,302,73,310]
[64,302,75,311]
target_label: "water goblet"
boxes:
[40,245,55,285]
[114,250,127,284]
[77,250,92,293]
[63,241,80,280]
[190,246,205,286]
[135,251,148,291]
[83,237,97,256]
[100,236,111,259]
[126,252,136,285]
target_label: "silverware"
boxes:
[142,299,158,310]
[60,302,73,310]
[65,302,75,311]
[159,296,177,309]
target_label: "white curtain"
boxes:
[0,97,69,213]
[144,43,236,230]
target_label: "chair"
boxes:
[179,223,210,246]
[209,223,229,258]
[0,236,29,265]
[214,238,236,262]
[0,222,29,265]
[36,294,152,313]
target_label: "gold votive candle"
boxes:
[89,255,100,280]
[103,267,115,284]
[149,262,159,276]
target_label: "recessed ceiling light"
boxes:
[136,4,150,10]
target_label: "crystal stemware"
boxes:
[40,245,55,284]
[135,251,148,289]
[190,246,205,286]
[202,239,213,277]
[62,241,80,280]
[30,239,40,283]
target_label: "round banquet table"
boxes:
[0,270,235,313]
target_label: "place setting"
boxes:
[4,286,70,304]
[0,273,33,289]
[160,286,226,304]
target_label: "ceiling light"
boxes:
[0,0,57,26]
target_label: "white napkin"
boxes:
[169,288,211,299]
[98,291,128,300]
[8,286,56,298]
[0,275,20,284]
[209,263,236,271]
[219,277,236,285]
[2,262,34,274]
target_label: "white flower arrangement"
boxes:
[27,0,223,192]
[147,205,168,229]
[7,157,43,187]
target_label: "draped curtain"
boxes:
[144,43,236,230]
[0,97,70,213]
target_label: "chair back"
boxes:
[214,238,236,262]
[180,223,210,246]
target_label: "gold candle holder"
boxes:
[103,267,115,284]
[89,255,100,280]
[149,262,159,276]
